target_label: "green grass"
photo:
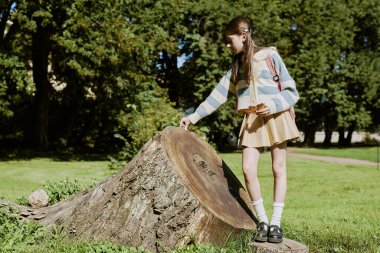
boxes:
[1,152,380,252]
[0,158,111,202]
[290,147,380,163]
[220,152,380,253]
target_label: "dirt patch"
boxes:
[288,148,378,166]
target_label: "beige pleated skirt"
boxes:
[238,110,301,148]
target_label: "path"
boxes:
[287,148,378,166]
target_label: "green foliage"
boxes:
[172,230,254,253]
[76,243,148,253]
[16,195,29,206]
[0,206,46,252]
[173,244,219,253]
[47,0,164,149]
[1,0,380,149]
[0,206,150,253]
[109,86,181,169]
[123,89,181,148]
[107,133,138,170]
[43,177,95,204]
[38,237,150,253]
[0,54,33,118]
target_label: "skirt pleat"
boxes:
[237,110,301,148]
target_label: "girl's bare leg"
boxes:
[270,141,287,227]
[242,146,268,224]
[242,146,262,201]
[270,142,287,203]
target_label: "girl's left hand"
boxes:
[179,117,191,130]
[255,104,270,116]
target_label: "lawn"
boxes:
[220,152,380,253]
[0,151,379,252]
[0,158,111,202]
[289,146,380,163]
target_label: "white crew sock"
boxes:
[270,202,285,227]
[252,198,269,224]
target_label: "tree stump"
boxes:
[1,126,309,252]
[14,126,257,252]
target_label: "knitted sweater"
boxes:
[188,47,299,124]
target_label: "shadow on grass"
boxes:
[0,148,113,161]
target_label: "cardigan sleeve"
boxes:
[187,69,236,124]
[265,51,300,115]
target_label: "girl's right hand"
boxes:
[179,117,191,130]
[289,106,296,120]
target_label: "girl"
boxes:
[179,16,301,243]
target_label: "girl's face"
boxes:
[225,34,246,54]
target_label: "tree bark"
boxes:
[323,117,333,146]
[0,5,10,46]
[338,127,345,146]
[30,20,51,149]
[303,125,316,146]
[158,50,182,105]
[323,130,332,146]
[12,127,257,252]
[345,124,355,145]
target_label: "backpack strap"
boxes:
[265,55,281,91]
[264,54,296,118]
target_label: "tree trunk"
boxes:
[323,117,332,146]
[323,130,332,146]
[303,125,316,146]
[0,5,10,46]
[30,20,51,149]
[338,127,345,146]
[159,50,182,105]
[13,127,257,252]
[345,124,355,145]
[51,79,79,146]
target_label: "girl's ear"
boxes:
[242,33,247,42]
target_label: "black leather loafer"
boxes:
[254,222,269,242]
[268,225,283,243]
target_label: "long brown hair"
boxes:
[224,17,262,86]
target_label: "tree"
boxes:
[1,0,379,151]
[341,0,380,143]
[280,1,355,145]
[0,0,35,147]
[1,0,180,150]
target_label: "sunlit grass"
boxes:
[0,158,111,202]
[221,152,380,252]
[0,151,379,252]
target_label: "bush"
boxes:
[13,178,98,207]
[16,195,29,206]
[43,177,97,205]
[108,133,138,170]
[43,178,81,204]
[0,206,46,252]
[109,87,181,170]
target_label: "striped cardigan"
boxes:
[187,47,299,124]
